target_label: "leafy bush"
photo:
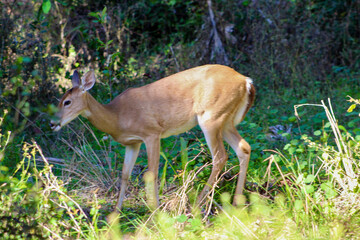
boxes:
[0,117,105,239]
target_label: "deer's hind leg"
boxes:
[197,113,229,204]
[223,124,251,205]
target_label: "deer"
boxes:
[50,64,255,210]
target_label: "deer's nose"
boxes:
[50,120,61,131]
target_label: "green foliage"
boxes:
[1,0,360,238]
[42,0,51,14]
[0,131,106,238]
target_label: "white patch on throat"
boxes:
[81,110,92,118]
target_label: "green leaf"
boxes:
[321,182,337,199]
[110,140,120,146]
[90,207,96,216]
[304,174,315,184]
[284,143,291,150]
[288,147,296,155]
[288,116,297,122]
[169,0,177,6]
[177,214,187,223]
[338,125,347,132]
[249,123,257,128]
[189,218,202,230]
[23,57,32,63]
[242,0,250,6]
[88,12,99,18]
[314,130,321,136]
[347,104,356,113]
[270,109,278,114]
[111,52,121,60]
[296,148,304,153]
[305,185,314,194]
[348,120,357,128]
[294,200,303,210]
[42,0,51,14]
[102,7,107,16]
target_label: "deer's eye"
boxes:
[64,100,71,106]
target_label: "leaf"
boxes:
[347,104,356,113]
[314,130,321,136]
[284,143,291,150]
[102,6,107,16]
[110,140,120,146]
[23,57,32,63]
[42,0,51,14]
[97,38,105,45]
[355,135,360,141]
[294,200,303,210]
[111,52,121,60]
[348,120,357,128]
[90,207,97,216]
[177,214,187,223]
[338,125,347,132]
[304,174,315,184]
[169,0,177,6]
[270,109,278,114]
[296,148,304,153]
[88,12,99,18]
[288,147,296,155]
[321,182,337,199]
[288,116,297,122]
[106,40,113,46]
[249,123,257,128]
[189,218,202,230]
[242,0,250,6]
[305,185,314,194]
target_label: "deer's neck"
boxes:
[83,93,119,136]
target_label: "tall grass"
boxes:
[125,98,360,239]
[2,96,360,239]
[0,113,110,239]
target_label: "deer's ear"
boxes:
[71,70,81,87]
[80,70,96,91]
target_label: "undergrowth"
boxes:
[1,0,360,239]
[1,96,360,239]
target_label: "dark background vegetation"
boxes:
[0,0,360,237]
[1,0,359,137]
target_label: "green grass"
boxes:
[2,89,360,239]
[1,0,360,238]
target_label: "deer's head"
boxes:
[50,70,95,131]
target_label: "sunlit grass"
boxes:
[2,96,360,239]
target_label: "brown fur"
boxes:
[51,64,255,210]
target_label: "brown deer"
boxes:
[50,64,255,210]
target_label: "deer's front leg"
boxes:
[144,135,161,209]
[116,143,141,210]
